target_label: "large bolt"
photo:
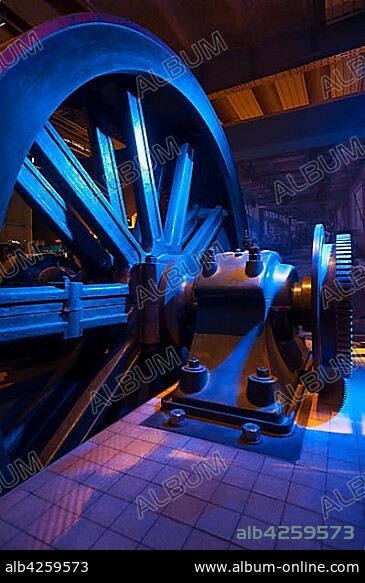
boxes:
[242,229,251,250]
[180,357,209,394]
[168,408,187,427]
[246,244,264,277]
[249,245,261,261]
[256,366,270,378]
[247,367,279,407]
[241,422,261,444]
[188,357,200,369]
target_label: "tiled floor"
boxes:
[0,367,364,550]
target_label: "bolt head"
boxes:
[188,357,200,369]
[168,408,187,426]
[256,366,270,378]
[241,422,261,444]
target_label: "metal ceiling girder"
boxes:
[227,94,365,161]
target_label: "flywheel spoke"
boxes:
[125,91,165,254]
[183,207,224,258]
[35,122,144,266]
[164,143,194,253]
[87,105,127,224]
[17,158,112,271]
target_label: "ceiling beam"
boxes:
[226,93,365,162]
[0,1,32,34]
[198,11,365,94]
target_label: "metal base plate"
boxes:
[161,394,294,435]
[143,405,310,462]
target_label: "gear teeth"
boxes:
[335,233,353,378]
[338,379,348,412]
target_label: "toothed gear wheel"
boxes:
[335,233,353,377]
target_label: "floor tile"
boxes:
[20,469,54,492]
[233,450,265,472]
[183,529,229,550]
[83,466,121,492]
[111,502,159,541]
[128,458,165,481]
[210,482,250,513]
[103,451,140,472]
[124,439,156,458]
[2,493,52,529]
[207,444,238,465]
[57,484,100,514]
[162,494,207,526]
[183,438,214,456]
[158,433,190,449]
[292,466,327,490]
[0,521,21,548]
[253,473,289,502]
[102,433,134,451]
[245,492,284,525]
[287,482,324,514]
[144,445,178,464]
[281,503,323,526]
[2,531,52,550]
[142,516,191,550]
[168,450,205,472]
[196,503,240,540]
[26,506,79,544]
[260,457,294,481]
[89,429,114,445]
[0,487,28,513]
[83,493,128,527]
[83,445,118,465]
[222,465,258,490]
[53,517,105,550]
[327,457,361,475]
[34,475,78,504]
[138,427,165,444]
[108,474,148,502]
[91,530,136,550]
[59,458,100,483]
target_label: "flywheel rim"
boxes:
[0,13,246,254]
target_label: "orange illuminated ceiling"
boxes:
[1,0,365,142]
[209,46,365,125]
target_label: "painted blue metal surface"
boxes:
[35,123,144,265]
[184,206,224,258]
[125,91,165,254]
[17,158,111,270]
[164,143,194,253]
[87,103,128,225]
[0,281,128,342]
[0,14,246,343]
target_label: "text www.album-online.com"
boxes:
[194,561,360,574]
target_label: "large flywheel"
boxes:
[0,15,246,466]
